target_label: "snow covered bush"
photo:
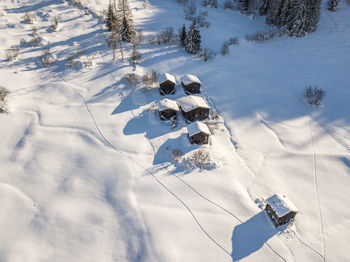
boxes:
[328,0,338,12]
[50,15,61,31]
[40,48,57,67]
[0,86,9,113]
[202,0,218,8]
[130,47,141,65]
[183,1,197,20]
[124,73,140,88]
[5,46,19,61]
[184,149,216,170]
[157,27,175,44]
[172,149,183,163]
[223,0,235,10]
[304,86,326,107]
[22,12,38,24]
[245,30,278,43]
[221,37,239,56]
[185,18,201,54]
[199,48,216,61]
[141,70,158,90]
[195,12,210,28]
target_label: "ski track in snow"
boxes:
[308,118,327,262]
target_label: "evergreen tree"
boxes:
[180,24,187,47]
[259,0,271,16]
[328,0,338,12]
[106,1,117,32]
[237,0,251,12]
[118,0,135,42]
[266,0,284,25]
[287,0,321,37]
[185,19,201,54]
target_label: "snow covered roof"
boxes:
[159,73,176,84]
[266,193,298,217]
[158,98,179,112]
[177,95,210,112]
[187,121,211,137]
[181,74,202,86]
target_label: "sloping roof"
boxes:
[159,73,176,85]
[177,95,210,113]
[266,193,298,217]
[182,74,202,86]
[158,98,179,112]
[187,121,211,137]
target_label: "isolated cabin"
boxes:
[187,121,211,144]
[265,194,298,227]
[158,98,179,120]
[159,73,176,95]
[181,74,202,94]
[177,95,210,122]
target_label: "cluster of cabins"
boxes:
[157,73,299,227]
[157,73,211,145]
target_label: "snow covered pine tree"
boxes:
[118,0,135,42]
[185,19,201,54]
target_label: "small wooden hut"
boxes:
[159,73,176,95]
[181,74,202,94]
[265,194,298,227]
[187,121,211,144]
[158,98,179,120]
[177,95,210,122]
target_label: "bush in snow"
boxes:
[177,0,188,6]
[304,86,326,107]
[130,46,141,65]
[202,0,218,8]
[245,29,279,43]
[5,46,20,61]
[40,48,57,67]
[199,48,216,61]
[22,12,38,24]
[195,12,210,28]
[184,149,214,170]
[0,86,10,113]
[221,37,239,56]
[328,0,338,12]
[183,1,197,20]
[0,6,6,17]
[172,149,183,163]
[223,0,235,10]
[50,15,61,31]
[157,27,175,44]
[124,73,140,88]
[141,70,158,90]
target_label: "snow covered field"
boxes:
[0,0,349,261]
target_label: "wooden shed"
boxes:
[181,74,202,94]
[158,98,179,120]
[177,95,210,122]
[265,194,298,227]
[159,73,176,95]
[187,121,211,144]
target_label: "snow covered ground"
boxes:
[0,0,349,261]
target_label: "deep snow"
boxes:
[0,0,349,261]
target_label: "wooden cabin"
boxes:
[159,73,176,95]
[187,121,211,144]
[158,98,179,120]
[265,194,298,227]
[177,95,210,122]
[181,74,202,94]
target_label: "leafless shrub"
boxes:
[195,13,210,28]
[184,1,197,20]
[5,46,20,61]
[223,0,235,10]
[145,34,157,45]
[0,86,9,113]
[172,149,183,163]
[40,48,57,67]
[141,70,158,90]
[184,149,211,170]
[124,73,141,88]
[31,26,38,37]
[202,0,218,8]
[245,30,279,43]
[199,48,216,61]
[221,37,239,56]
[228,37,239,46]
[157,27,175,44]
[50,15,61,31]
[65,56,78,68]
[22,12,38,24]
[177,0,188,6]
[76,48,86,58]
[0,6,6,17]
[304,86,326,107]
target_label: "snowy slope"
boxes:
[0,0,349,262]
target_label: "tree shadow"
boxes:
[231,211,285,261]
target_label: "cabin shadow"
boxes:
[231,211,284,261]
